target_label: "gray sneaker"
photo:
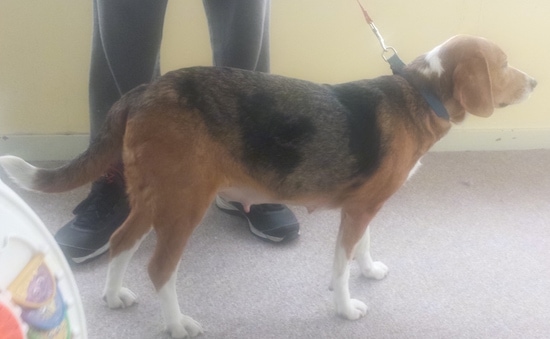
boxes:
[54,168,129,264]
[215,196,299,243]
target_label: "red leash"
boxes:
[355,0,399,63]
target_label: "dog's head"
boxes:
[413,35,537,122]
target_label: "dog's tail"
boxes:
[0,85,146,193]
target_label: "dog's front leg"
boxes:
[355,227,389,280]
[332,233,367,319]
[331,208,386,320]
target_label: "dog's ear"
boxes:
[452,53,494,117]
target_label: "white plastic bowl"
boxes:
[0,178,87,338]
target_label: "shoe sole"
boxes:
[61,242,110,265]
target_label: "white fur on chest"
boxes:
[407,160,422,181]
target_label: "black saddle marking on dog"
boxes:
[176,75,205,111]
[174,69,238,136]
[330,82,385,178]
[238,91,316,178]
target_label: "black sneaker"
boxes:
[54,168,129,264]
[215,196,300,243]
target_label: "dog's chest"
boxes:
[407,160,422,181]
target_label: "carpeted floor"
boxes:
[2,150,550,339]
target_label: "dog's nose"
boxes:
[530,77,538,89]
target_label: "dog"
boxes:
[0,35,536,338]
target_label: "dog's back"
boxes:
[145,67,436,201]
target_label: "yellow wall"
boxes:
[1,1,549,142]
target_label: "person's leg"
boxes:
[204,0,299,242]
[89,0,168,137]
[55,0,168,263]
[202,0,270,73]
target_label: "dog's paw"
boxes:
[166,314,203,338]
[337,299,368,320]
[361,261,389,280]
[103,287,138,309]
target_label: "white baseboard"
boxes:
[0,134,89,161]
[431,128,550,152]
[1,129,549,161]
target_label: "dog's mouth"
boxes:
[497,82,536,108]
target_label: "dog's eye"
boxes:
[502,61,508,68]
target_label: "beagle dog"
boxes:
[0,35,536,338]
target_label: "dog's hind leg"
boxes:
[147,186,217,339]
[157,261,203,338]
[103,204,153,309]
[331,206,383,320]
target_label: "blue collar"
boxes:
[418,90,450,121]
[387,54,450,121]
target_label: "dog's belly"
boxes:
[218,187,275,213]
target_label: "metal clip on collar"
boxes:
[356,0,401,66]
[355,0,448,120]
[356,1,406,73]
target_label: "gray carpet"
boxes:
[2,150,550,339]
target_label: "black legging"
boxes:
[89,0,270,138]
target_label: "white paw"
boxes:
[166,314,203,338]
[103,287,138,309]
[337,299,368,320]
[361,261,389,280]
